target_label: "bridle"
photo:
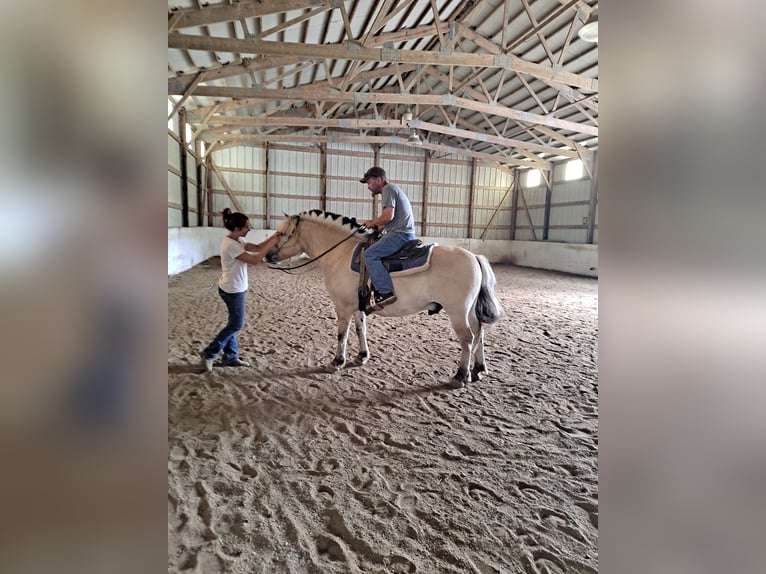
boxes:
[267,216,369,274]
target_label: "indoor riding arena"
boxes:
[168,1,598,572]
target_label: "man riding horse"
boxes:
[359,166,416,310]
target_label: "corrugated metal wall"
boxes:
[268,144,321,226]
[169,136,598,245]
[325,142,375,219]
[168,130,202,228]
[186,146,200,227]
[211,145,268,228]
[473,164,514,240]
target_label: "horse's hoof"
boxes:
[330,359,345,371]
[446,379,465,389]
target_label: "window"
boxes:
[564,159,584,181]
[525,168,541,187]
[185,124,193,144]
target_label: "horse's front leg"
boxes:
[331,310,352,369]
[351,310,369,365]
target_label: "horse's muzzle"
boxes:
[265,248,279,264]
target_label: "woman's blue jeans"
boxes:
[203,288,246,362]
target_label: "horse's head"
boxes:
[266,214,303,263]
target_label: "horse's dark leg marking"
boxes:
[470,363,486,382]
[353,311,369,364]
[332,320,350,369]
[447,366,468,389]
[331,334,345,368]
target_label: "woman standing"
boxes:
[201,208,279,372]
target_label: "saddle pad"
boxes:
[350,242,436,276]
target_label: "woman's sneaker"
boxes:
[200,353,214,372]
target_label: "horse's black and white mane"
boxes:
[300,210,368,235]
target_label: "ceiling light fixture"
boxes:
[407,129,422,145]
[578,20,598,43]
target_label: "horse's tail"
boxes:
[474,255,503,327]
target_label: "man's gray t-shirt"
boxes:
[381,183,415,235]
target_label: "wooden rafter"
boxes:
[169,0,331,30]
[173,86,598,136]
[168,33,598,91]
[209,161,244,213]
[520,0,556,66]
[254,5,332,41]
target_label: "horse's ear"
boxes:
[283,212,289,218]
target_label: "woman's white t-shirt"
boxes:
[218,236,248,293]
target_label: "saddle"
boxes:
[351,236,436,313]
[350,239,435,275]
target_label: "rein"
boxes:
[267,222,367,274]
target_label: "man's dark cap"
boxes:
[360,166,386,183]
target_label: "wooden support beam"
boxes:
[506,0,581,52]
[175,86,598,136]
[542,172,552,240]
[169,56,302,93]
[168,33,598,91]
[265,142,271,228]
[169,72,206,120]
[371,22,449,46]
[479,178,514,240]
[319,143,327,212]
[421,151,430,236]
[178,108,190,227]
[518,186,537,240]
[169,0,330,30]
[587,150,598,244]
[209,160,244,214]
[254,5,332,41]
[510,170,519,239]
[196,138,204,226]
[468,158,477,238]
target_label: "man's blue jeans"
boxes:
[363,231,415,294]
[203,288,246,362]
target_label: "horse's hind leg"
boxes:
[351,310,369,365]
[447,313,475,389]
[470,330,487,382]
[470,314,487,382]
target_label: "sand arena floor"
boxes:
[168,260,598,573]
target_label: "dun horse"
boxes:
[267,210,503,388]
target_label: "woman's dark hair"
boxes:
[222,207,249,231]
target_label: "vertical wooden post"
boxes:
[510,169,519,239]
[542,170,552,240]
[195,139,204,226]
[372,145,381,217]
[421,151,430,236]
[178,108,189,227]
[468,158,477,238]
[587,150,598,244]
[265,142,271,229]
[206,155,214,227]
[319,143,327,212]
